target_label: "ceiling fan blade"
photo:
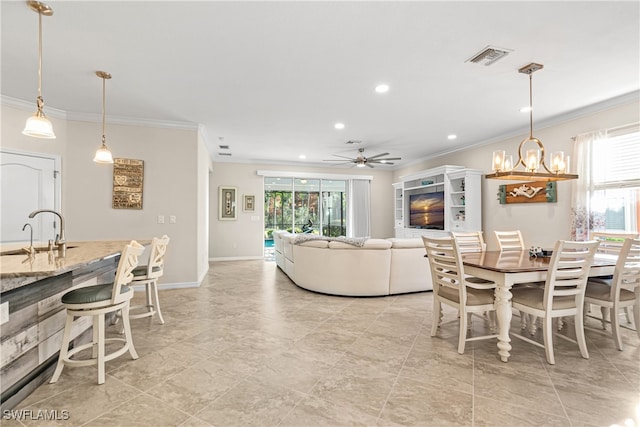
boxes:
[323,159,353,162]
[331,154,356,160]
[369,157,402,162]
[366,152,390,160]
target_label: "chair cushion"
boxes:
[132,265,162,277]
[511,287,576,310]
[61,284,131,305]
[585,282,636,302]
[438,286,494,306]
[588,275,613,285]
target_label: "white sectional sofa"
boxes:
[272,231,432,296]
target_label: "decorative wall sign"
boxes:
[243,194,255,212]
[112,158,144,209]
[219,186,237,220]
[498,181,557,204]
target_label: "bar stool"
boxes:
[50,241,145,384]
[129,235,170,324]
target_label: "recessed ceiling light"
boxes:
[299,154,306,159]
[334,123,345,129]
[375,84,389,93]
[447,134,457,140]
[520,106,532,113]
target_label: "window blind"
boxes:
[592,124,640,189]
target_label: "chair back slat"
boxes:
[609,237,640,299]
[543,240,599,309]
[423,235,468,301]
[494,230,525,251]
[112,241,145,305]
[591,232,639,255]
[146,235,170,278]
[452,231,485,253]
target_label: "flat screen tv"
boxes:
[409,191,445,229]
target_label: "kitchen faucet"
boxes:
[22,223,35,255]
[28,209,66,252]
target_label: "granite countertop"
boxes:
[0,240,148,293]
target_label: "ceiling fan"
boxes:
[323,148,401,168]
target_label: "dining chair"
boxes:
[451,231,495,327]
[129,235,170,324]
[584,237,640,350]
[451,231,486,253]
[423,235,497,354]
[50,241,145,384]
[510,240,599,364]
[589,231,639,324]
[494,230,525,251]
[494,229,538,331]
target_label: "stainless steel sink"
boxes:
[0,245,78,256]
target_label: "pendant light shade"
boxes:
[22,1,56,139]
[93,71,114,164]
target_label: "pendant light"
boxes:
[22,1,56,139]
[485,63,578,182]
[93,71,114,164]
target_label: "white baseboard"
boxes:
[209,256,264,262]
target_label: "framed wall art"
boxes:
[219,186,237,220]
[243,195,255,212]
[112,158,144,209]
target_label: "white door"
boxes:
[0,150,59,243]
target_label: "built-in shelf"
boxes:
[393,165,482,238]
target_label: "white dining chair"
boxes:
[494,229,538,331]
[510,240,599,364]
[494,230,525,252]
[585,237,640,350]
[423,235,497,354]
[589,231,639,325]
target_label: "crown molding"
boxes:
[1,95,198,131]
[416,89,640,164]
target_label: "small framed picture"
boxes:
[219,186,237,220]
[243,194,255,212]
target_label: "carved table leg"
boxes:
[495,284,513,362]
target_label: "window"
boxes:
[572,123,640,239]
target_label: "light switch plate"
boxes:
[169,215,176,224]
[157,215,165,224]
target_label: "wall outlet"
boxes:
[169,215,176,224]
[157,215,165,224]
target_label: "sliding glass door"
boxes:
[264,177,347,239]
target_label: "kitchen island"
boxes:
[0,240,147,410]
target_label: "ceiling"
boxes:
[2,1,638,169]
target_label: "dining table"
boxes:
[461,250,617,362]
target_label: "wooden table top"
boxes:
[461,250,617,273]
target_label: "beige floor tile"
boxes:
[8,259,640,427]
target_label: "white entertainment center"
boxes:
[393,165,483,238]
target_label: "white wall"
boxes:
[209,162,394,259]
[197,130,212,284]
[393,100,640,250]
[1,104,204,286]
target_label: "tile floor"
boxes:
[7,259,640,426]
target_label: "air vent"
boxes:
[345,140,362,145]
[218,152,232,156]
[466,46,512,66]
[219,145,229,150]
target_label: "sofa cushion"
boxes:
[387,238,425,249]
[297,240,330,248]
